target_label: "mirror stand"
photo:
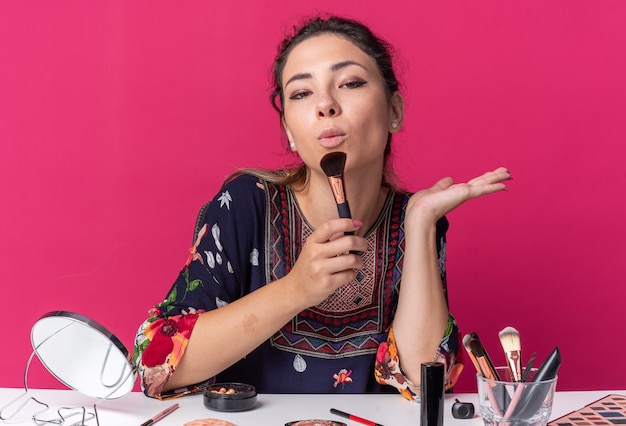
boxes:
[1,311,138,425]
[0,351,99,425]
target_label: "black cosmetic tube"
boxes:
[421,362,445,426]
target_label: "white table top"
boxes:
[1,388,624,426]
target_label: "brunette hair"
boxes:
[229,15,402,189]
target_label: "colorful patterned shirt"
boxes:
[134,174,463,400]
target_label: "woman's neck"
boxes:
[292,167,389,235]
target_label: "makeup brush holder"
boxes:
[477,367,557,426]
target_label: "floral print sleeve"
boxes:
[134,175,267,399]
[374,316,464,401]
[134,307,202,398]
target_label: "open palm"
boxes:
[407,167,512,225]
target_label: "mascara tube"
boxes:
[421,362,445,426]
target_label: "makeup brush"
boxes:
[521,352,537,382]
[320,152,353,224]
[529,346,561,383]
[469,335,510,414]
[471,332,500,381]
[462,334,483,376]
[320,152,365,260]
[468,337,501,382]
[499,326,523,382]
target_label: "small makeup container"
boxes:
[420,362,445,426]
[452,399,475,419]
[203,383,257,412]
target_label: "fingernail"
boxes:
[352,220,363,227]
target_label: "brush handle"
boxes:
[336,201,363,254]
[336,201,353,220]
[336,202,354,236]
[521,353,537,382]
[472,341,511,411]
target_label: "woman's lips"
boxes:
[318,129,346,148]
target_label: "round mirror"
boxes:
[30,311,137,399]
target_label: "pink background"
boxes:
[1,1,624,393]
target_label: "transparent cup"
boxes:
[477,367,557,426]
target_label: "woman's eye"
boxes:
[289,90,311,100]
[341,80,366,89]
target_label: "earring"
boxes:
[289,141,297,151]
[391,122,399,129]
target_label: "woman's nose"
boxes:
[316,93,340,118]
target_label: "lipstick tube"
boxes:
[421,362,444,426]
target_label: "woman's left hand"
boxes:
[407,167,511,226]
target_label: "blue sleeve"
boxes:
[159,174,268,316]
[134,174,267,398]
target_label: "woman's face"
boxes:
[281,33,403,177]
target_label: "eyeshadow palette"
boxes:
[550,395,626,426]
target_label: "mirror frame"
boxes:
[30,311,137,400]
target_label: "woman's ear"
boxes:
[389,91,405,133]
[282,119,297,151]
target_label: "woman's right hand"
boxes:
[286,218,367,308]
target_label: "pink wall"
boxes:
[2,1,624,393]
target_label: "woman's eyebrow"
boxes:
[330,60,366,73]
[284,60,367,89]
[284,72,312,88]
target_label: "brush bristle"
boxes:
[320,152,346,177]
[468,338,486,358]
[499,326,521,352]
[462,334,473,350]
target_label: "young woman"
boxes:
[134,15,510,401]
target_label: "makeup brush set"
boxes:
[464,327,561,423]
